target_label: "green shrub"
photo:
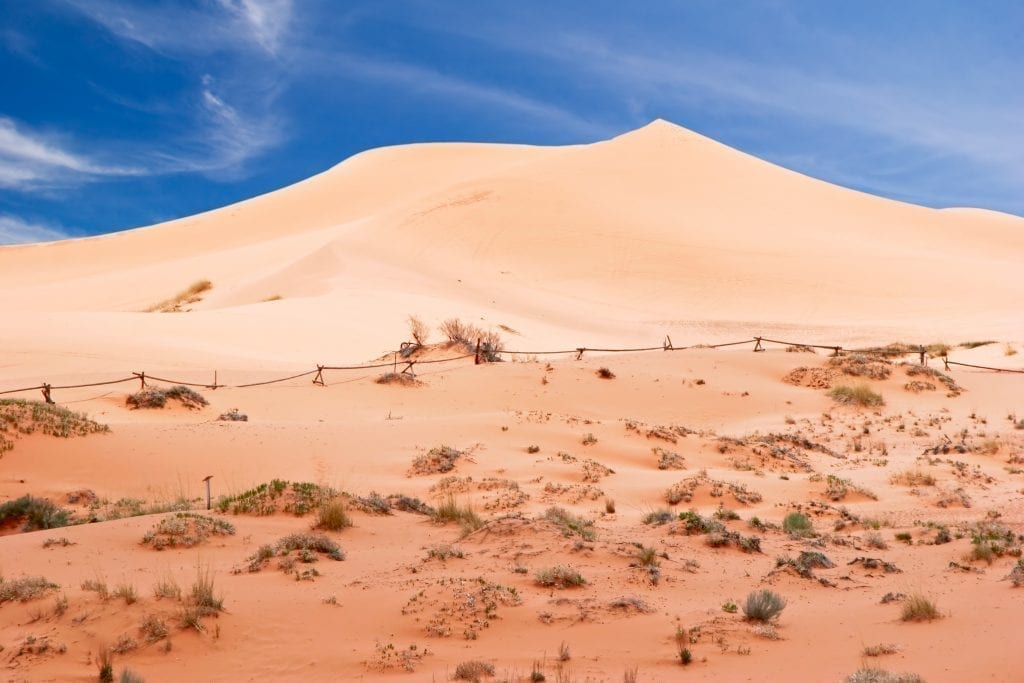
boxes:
[432,495,485,533]
[782,512,813,537]
[742,589,786,622]
[0,495,70,531]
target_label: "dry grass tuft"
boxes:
[145,279,212,312]
[900,593,940,622]
[126,385,208,410]
[829,383,884,407]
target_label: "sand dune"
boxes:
[1,120,1022,682]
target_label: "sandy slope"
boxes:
[1,120,1023,681]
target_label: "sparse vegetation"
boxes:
[0,574,59,603]
[432,495,485,533]
[453,660,496,681]
[900,593,940,622]
[742,589,786,622]
[543,506,596,541]
[216,479,332,516]
[407,315,429,347]
[313,498,352,531]
[782,511,814,537]
[863,643,900,657]
[829,383,884,407]
[141,512,236,549]
[845,668,922,683]
[411,445,463,475]
[1,398,109,456]
[0,495,70,531]
[126,385,208,410]
[535,565,586,588]
[145,279,212,312]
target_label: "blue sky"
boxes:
[1,1,1022,243]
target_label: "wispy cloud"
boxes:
[0,116,138,191]
[0,213,69,244]
[61,0,293,57]
[325,53,614,139]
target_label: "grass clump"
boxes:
[375,372,421,386]
[543,506,596,541]
[642,509,675,526]
[126,385,208,410]
[313,498,352,531]
[145,279,212,312]
[431,495,485,533]
[900,593,940,622]
[829,384,884,407]
[453,660,496,681]
[742,589,786,622]
[139,613,169,642]
[426,544,465,560]
[891,470,936,487]
[782,511,814,537]
[863,643,900,657]
[596,367,615,379]
[0,575,59,603]
[535,565,586,588]
[0,495,71,531]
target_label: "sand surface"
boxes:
[1,120,1022,682]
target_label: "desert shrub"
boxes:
[891,470,936,487]
[829,354,892,379]
[742,589,786,622]
[829,384,884,407]
[782,512,814,537]
[453,660,495,681]
[411,445,462,475]
[0,495,70,531]
[846,668,922,683]
[426,544,465,560]
[139,613,169,642]
[865,532,888,549]
[535,565,586,588]
[407,315,429,346]
[901,593,940,621]
[677,510,723,535]
[0,575,59,603]
[1006,559,1024,587]
[863,643,900,657]
[217,408,247,421]
[217,479,331,516]
[375,372,421,386]
[478,329,504,362]
[642,509,675,526]
[113,583,138,605]
[313,498,352,531]
[97,648,114,683]
[126,385,208,410]
[597,367,615,379]
[274,533,345,561]
[605,498,615,514]
[141,513,235,549]
[544,506,596,541]
[440,318,473,344]
[389,494,434,516]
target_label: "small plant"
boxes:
[0,575,59,603]
[453,660,495,680]
[742,590,786,622]
[865,532,888,550]
[605,497,616,514]
[535,565,586,588]
[126,385,208,410]
[145,279,212,312]
[426,544,465,560]
[119,670,145,683]
[863,643,900,657]
[558,641,571,661]
[642,509,675,526]
[722,600,738,613]
[900,593,940,622]
[582,432,598,445]
[679,647,692,665]
[894,532,912,544]
[597,367,615,379]
[188,565,223,616]
[314,498,352,531]
[527,444,541,453]
[113,583,138,605]
[544,506,596,540]
[97,647,114,683]
[140,613,169,642]
[432,495,485,533]
[782,512,813,537]
[829,384,884,407]
[845,667,922,683]
[407,315,429,347]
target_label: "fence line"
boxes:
[1,334,1020,401]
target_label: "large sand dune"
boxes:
[1,121,1022,682]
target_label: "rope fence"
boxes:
[1,334,1020,402]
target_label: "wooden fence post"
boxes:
[41,383,53,404]
[575,348,585,360]
[475,339,481,365]
[753,337,764,352]
[203,475,213,510]
[663,336,674,350]
[312,365,325,386]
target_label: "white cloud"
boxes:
[326,54,613,139]
[0,214,69,244]
[0,117,138,191]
